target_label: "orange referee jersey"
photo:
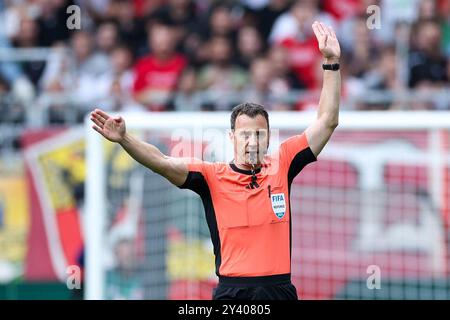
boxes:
[178,133,317,278]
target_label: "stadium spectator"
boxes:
[95,21,120,55]
[41,30,111,92]
[363,45,404,110]
[242,57,274,107]
[133,23,187,111]
[243,53,298,110]
[441,0,450,55]
[197,36,248,110]
[40,30,111,121]
[150,0,201,66]
[170,68,204,111]
[90,45,141,112]
[408,19,448,88]
[150,0,198,43]
[321,0,364,22]
[343,15,379,80]
[36,0,72,47]
[0,34,25,94]
[244,0,291,41]
[106,236,144,300]
[236,25,265,69]
[108,0,147,57]
[206,3,237,39]
[268,45,305,92]
[417,0,439,20]
[269,0,335,44]
[0,75,11,122]
[11,17,45,87]
[270,0,335,90]
[378,0,420,44]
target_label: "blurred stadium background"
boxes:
[1,0,450,300]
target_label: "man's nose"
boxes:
[248,134,258,147]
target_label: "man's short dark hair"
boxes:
[230,102,269,130]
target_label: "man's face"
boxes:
[149,25,176,58]
[231,114,269,167]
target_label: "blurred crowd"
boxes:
[1,0,450,124]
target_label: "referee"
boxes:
[90,21,341,300]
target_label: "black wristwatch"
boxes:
[322,63,340,71]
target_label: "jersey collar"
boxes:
[229,162,262,175]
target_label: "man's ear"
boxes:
[229,129,234,141]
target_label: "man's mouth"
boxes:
[247,151,258,163]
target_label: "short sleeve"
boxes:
[177,158,210,194]
[279,133,317,181]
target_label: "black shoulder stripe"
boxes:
[287,147,317,186]
[178,171,202,192]
[177,170,222,276]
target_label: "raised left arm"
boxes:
[305,21,341,158]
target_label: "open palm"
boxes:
[312,21,341,62]
[90,109,126,143]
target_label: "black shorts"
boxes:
[212,274,298,300]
